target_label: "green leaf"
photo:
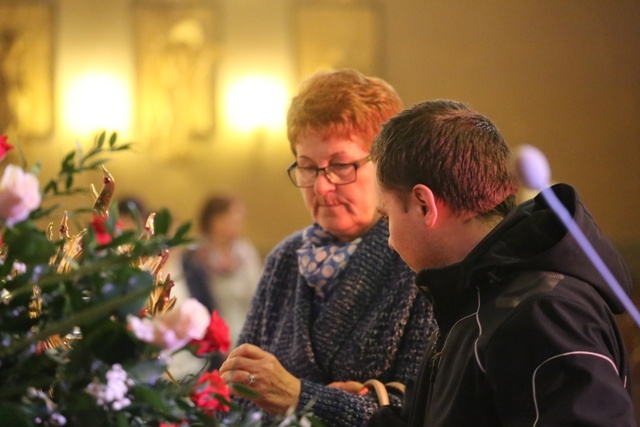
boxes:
[98,232,136,250]
[85,159,110,170]
[113,143,134,151]
[171,222,193,244]
[62,392,110,427]
[127,359,166,385]
[83,321,142,365]
[61,150,76,166]
[43,180,58,195]
[3,222,58,265]
[0,403,33,427]
[153,209,172,235]
[230,382,259,399]
[96,131,106,148]
[116,412,129,427]
[131,386,174,415]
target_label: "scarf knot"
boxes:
[296,223,361,300]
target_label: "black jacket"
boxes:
[369,184,636,427]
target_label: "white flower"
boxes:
[5,261,27,282]
[0,164,41,227]
[12,262,26,274]
[50,413,67,426]
[127,298,210,352]
[127,315,154,342]
[85,364,133,411]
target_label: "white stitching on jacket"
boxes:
[473,287,485,373]
[531,351,619,427]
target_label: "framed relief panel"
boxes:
[134,0,220,158]
[0,0,54,139]
[293,0,382,82]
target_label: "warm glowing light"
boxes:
[225,76,288,133]
[63,72,131,136]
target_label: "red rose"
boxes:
[0,135,14,162]
[189,310,231,356]
[190,370,230,415]
[90,216,112,245]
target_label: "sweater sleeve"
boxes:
[298,378,380,426]
[236,236,293,347]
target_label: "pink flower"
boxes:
[190,310,231,356]
[190,370,230,415]
[91,216,112,245]
[0,164,41,227]
[127,298,210,352]
[0,135,13,162]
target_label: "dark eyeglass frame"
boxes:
[286,155,371,188]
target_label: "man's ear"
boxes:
[412,184,438,227]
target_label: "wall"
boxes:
[12,0,640,256]
[384,0,640,247]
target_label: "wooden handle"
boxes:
[363,379,390,406]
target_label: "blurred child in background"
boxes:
[181,194,262,353]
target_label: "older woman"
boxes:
[219,69,437,426]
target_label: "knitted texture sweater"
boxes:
[237,220,436,426]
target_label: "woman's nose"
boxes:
[313,171,336,194]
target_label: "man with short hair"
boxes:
[368,99,635,426]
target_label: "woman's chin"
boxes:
[316,219,372,242]
[316,218,348,237]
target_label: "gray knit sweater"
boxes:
[236,220,436,426]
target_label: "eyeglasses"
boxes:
[287,156,371,188]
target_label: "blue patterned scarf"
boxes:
[296,223,362,301]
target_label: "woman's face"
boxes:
[295,132,380,242]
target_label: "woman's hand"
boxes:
[219,343,301,415]
[328,380,370,395]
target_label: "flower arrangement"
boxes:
[0,133,322,427]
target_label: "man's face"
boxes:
[375,179,428,272]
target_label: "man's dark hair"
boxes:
[372,99,518,218]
